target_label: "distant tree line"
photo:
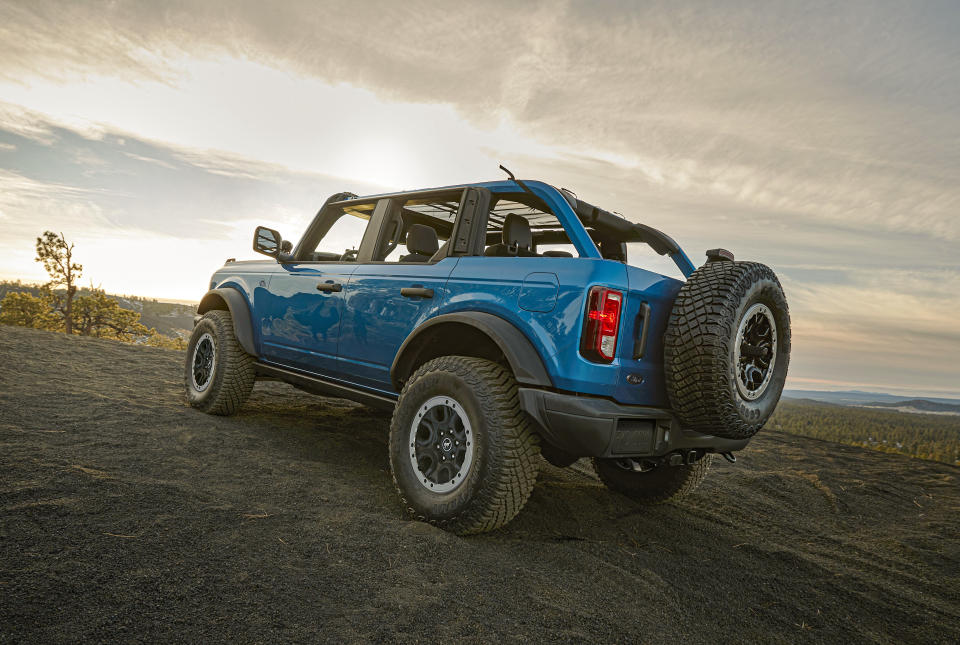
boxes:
[0,231,186,349]
[769,399,960,466]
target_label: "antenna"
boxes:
[498,164,536,198]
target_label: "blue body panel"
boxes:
[613,265,685,406]
[338,258,459,392]
[207,181,688,407]
[258,263,358,374]
[444,256,624,398]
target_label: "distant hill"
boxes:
[783,389,960,407]
[857,399,960,416]
[110,296,196,338]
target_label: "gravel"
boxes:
[1,325,958,644]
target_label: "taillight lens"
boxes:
[581,286,623,363]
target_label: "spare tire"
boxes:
[664,260,790,440]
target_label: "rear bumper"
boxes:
[518,387,749,459]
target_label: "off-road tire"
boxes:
[593,455,713,504]
[184,310,255,415]
[389,356,540,535]
[664,261,790,440]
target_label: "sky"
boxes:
[0,0,958,397]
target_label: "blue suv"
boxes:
[185,175,791,534]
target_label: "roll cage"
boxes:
[287,180,695,276]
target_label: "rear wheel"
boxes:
[184,310,255,415]
[593,455,713,504]
[389,356,540,535]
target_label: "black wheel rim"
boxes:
[734,304,777,400]
[191,333,215,392]
[408,396,473,493]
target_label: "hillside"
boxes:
[859,399,960,416]
[1,325,958,643]
[109,296,196,338]
[769,398,960,465]
[0,281,196,338]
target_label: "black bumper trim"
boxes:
[518,387,750,459]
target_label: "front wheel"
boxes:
[389,356,540,535]
[184,310,255,415]
[593,455,713,504]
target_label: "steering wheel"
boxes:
[340,248,359,262]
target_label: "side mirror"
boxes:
[253,226,283,257]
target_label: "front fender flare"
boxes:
[197,288,257,357]
[391,312,553,390]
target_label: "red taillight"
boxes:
[581,286,623,363]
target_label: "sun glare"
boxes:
[0,55,564,190]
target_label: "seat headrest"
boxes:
[501,213,532,251]
[405,224,439,256]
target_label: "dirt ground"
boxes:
[1,325,958,644]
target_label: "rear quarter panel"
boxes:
[443,257,683,406]
[443,257,630,398]
[614,265,684,406]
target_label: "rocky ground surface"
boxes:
[1,325,958,643]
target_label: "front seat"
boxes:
[400,224,439,263]
[484,213,537,257]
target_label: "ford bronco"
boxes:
[185,173,791,534]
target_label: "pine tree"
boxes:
[35,231,82,334]
[0,290,61,330]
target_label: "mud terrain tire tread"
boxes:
[592,455,713,504]
[185,310,255,415]
[390,356,540,535]
[664,261,790,439]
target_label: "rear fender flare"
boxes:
[391,312,553,390]
[197,288,257,357]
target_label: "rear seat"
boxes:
[484,213,538,257]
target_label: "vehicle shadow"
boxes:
[236,381,738,547]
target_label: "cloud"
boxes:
[2,1,958,242]
[0,169,112,226]
[0,102,58,145]
[1,1,959,394]
[0,110,393,298]
[0,106,388,232]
